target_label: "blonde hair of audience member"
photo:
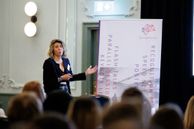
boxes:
[102,102,142,129]
[6,92,42,123]
[184,96,194,129]
[22,81,45,102]
[67,96,101,129]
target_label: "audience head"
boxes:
[67,96,101,129]
[22,80,45,102]
[149,103,183,129]
[164,103,183,118]
[184,96,194,129]
[102,102,142,129]
[6,92,42,123]
[121,87,151,128]
[43,90,72,115]
[121,87,144,112]
[29,113,75,129]
[7,122,33,129]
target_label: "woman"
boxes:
[184,96,194,129]
[43,39,97,95]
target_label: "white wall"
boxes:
[0,0,67,93]
[0,0,141,96]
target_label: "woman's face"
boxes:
[53,42,64,57]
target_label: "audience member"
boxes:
[29,113,75,129]
[121,87,151,128]
[164,103,183,118]
[67,96,101,129]
[0,108,8,129]
[184,96,194,129]
[6,92,42,124]
[22,80,46,102]
[149,104,183,129]
[102,102,142,129]
[43,90,72,115]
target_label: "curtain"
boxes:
[141,0,193,110]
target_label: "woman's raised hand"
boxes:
[85,65,97,76]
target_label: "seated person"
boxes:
[22,80,46,102]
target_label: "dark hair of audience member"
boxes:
[6,92,42,123]
[149,104,184,129]
[102,102,142,129]
[121,87,151,128]
[67,96,101,129]
[184,96,194,129]
[43,90,72,115]
[22,80,45,102]
[121,87,144,112]
[29,113,75,129]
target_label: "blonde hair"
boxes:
[48,39,66,58]
[184,96,194,129]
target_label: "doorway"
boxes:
[82,23,99,95]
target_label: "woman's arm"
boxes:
[62,58,97,81]
[70,66,97,81]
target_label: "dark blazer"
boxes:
[43,57,86,94]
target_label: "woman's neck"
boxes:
[53,56,62,63]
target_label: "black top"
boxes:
[43,57,86,94]
[0,117,9,129]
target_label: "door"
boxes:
[82,23,99,95]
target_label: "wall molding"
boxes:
[81,0,140,18]
[0,75,23,91]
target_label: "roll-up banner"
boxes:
[97,19,163,112]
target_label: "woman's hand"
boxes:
[85,65,97,76]
[61,74,72,81]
